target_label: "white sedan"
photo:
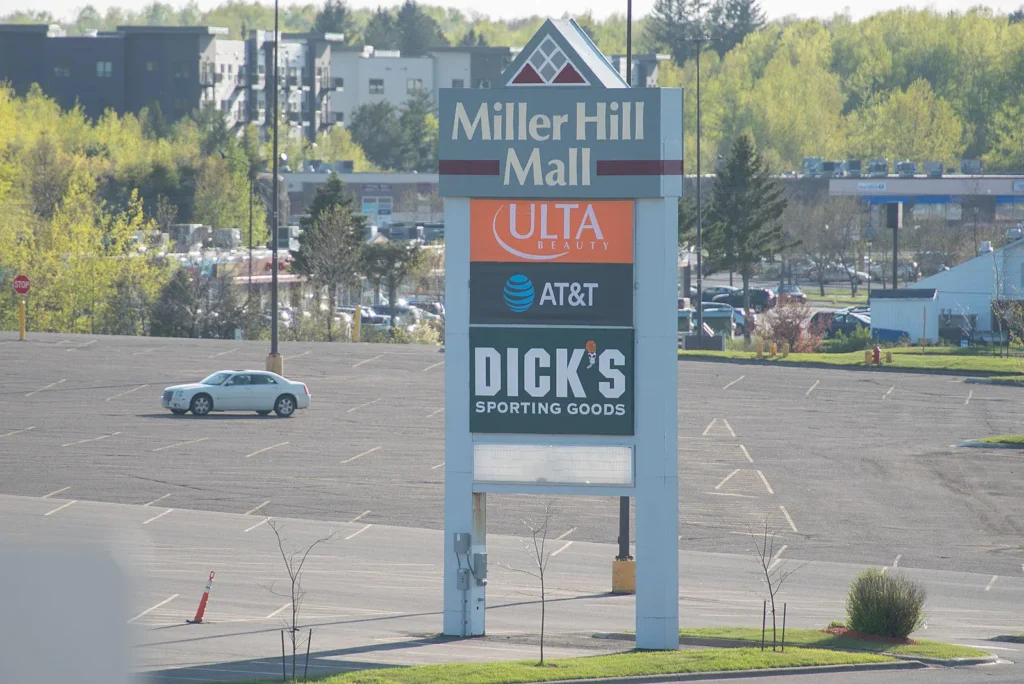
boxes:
[161,371,311,418]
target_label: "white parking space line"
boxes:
[128,594,179,624]
[768,544,788,570]
[25,379,65,397]
[965,390,973,406]
[756,470,774,494]
[66,339,97,351]
[44,500,77,516]
[244,501,271,516]
[142,509,174,525]
[739,445,753,463]
[555,527,576,541]
[707,491,757,498]
[210,347,239,358]
[715,469,741,490]
[805,380,819,397]
[266,603,290,620]
[349,510,371,523]
[893,554,902,568]
[722,375,745,390]
[341,446,380,464]
[883,386,894,400]
[428,407,444,418]
[702,419,718,436]
[422,361,445,372]
[551,541,574,557]
[152,437,209,452]
[346,397,380,413]
[345,524,372,540]
[283,351,310,361]
[132,346,166,356]
[245,442,289,459]
[244,518,272,533]
[431,462,445,470]
[0,426,35,438]
[144,493,171,507]
[61,431,120,448]
[352,354,383,368]
[41,486,70,499]
[722,419,736,438]
[985,575,998,592]
[779,505,798,533]
[106,384,148,401]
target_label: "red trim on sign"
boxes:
[439,160,501,175]
[553,64,586,84]
[512,64,544,84]
[596,160,685,176]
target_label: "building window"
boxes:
[338,111,344,123]
[220,99,229,111]
[334,76,344,88]
[174,61,189,79]
[53,60,71,78]
[145,60,159,72]
[96,61,112,78]
[406,78,423,93]
[369,78,384,94]
[451,78,464,88]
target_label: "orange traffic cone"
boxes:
[187,571,215,624]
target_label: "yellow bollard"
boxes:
[19,300,26,341]
[885,350,893,364]
[769,343,777,357]
[782,342,790,357]
[611,559,636,594]
[755,341,763,359]
[353,304,362,342]
[864,350,872,365]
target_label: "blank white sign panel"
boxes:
[473,443,634,486]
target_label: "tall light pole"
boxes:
[267,0,282,373]
[694,34,706,346]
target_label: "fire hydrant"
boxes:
[873,345,881,365]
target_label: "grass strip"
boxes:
[223,647,895,684]
[978,435,1024,445]
[679,347,1023,374]
[678,627,989,660]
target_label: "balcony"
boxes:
[332,77,344,90]
[286,75,299,88]
[250,72,265,89]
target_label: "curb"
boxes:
[528,661,926,684]
[677,354,1010,378]
[887,653,1000,667]
[956,440,1024,450]
[964,377,1024,386]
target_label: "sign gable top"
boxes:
[501,18,628,89]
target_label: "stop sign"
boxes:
[12,275,30,295]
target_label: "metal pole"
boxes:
[761,600,766,651]
[248,173,253,291]
[892,223,898,290]
[270,0,280,358]
[304,628,312,681]
[617,0,634,567]
[781,602,787,652]
[280,630,286,682]
[695,41,704,345]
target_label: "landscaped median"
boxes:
[677,627,991,661]
[959,434,1024,448]
[222,648,897,684]
[679,346,1024,376]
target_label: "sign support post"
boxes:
[440,18,682,649]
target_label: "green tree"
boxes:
[709,0,764,57]
[395,0,448,56]
[646,0,710,67]
[349,100,403,170]
[981,93,1024,172]
[292,204,366,340]
[705,134,787,340]
[399,90,438,172]
[293,174,361,272]
[360,240,423,329]
[363,8,399,50]
[313,0,357,39]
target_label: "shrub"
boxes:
[822,325,872,353]
[756,303,824,352]
[846,569,926,638]
[827,620,846,629]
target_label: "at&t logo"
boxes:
[503,274,535,312]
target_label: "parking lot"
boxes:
[1,331,1022,579]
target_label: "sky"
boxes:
[12,0,1022,23]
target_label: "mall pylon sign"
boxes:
[441,17,682,650]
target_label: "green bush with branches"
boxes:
[846,569,926,639]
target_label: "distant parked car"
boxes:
[701,285,739,302]
[774,284,807,304]
[162,371,311,417]
[712,288,776,313]
[809,311,871,339]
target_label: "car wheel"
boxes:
[256,410,271,416]
[274,394,296,418]
[190,394,212,416]
[171,409,187,415]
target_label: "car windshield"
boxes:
[201,372,232,386]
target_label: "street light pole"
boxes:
[248,173,254,291]
[268,0,282,373]
[695,36,705,346]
